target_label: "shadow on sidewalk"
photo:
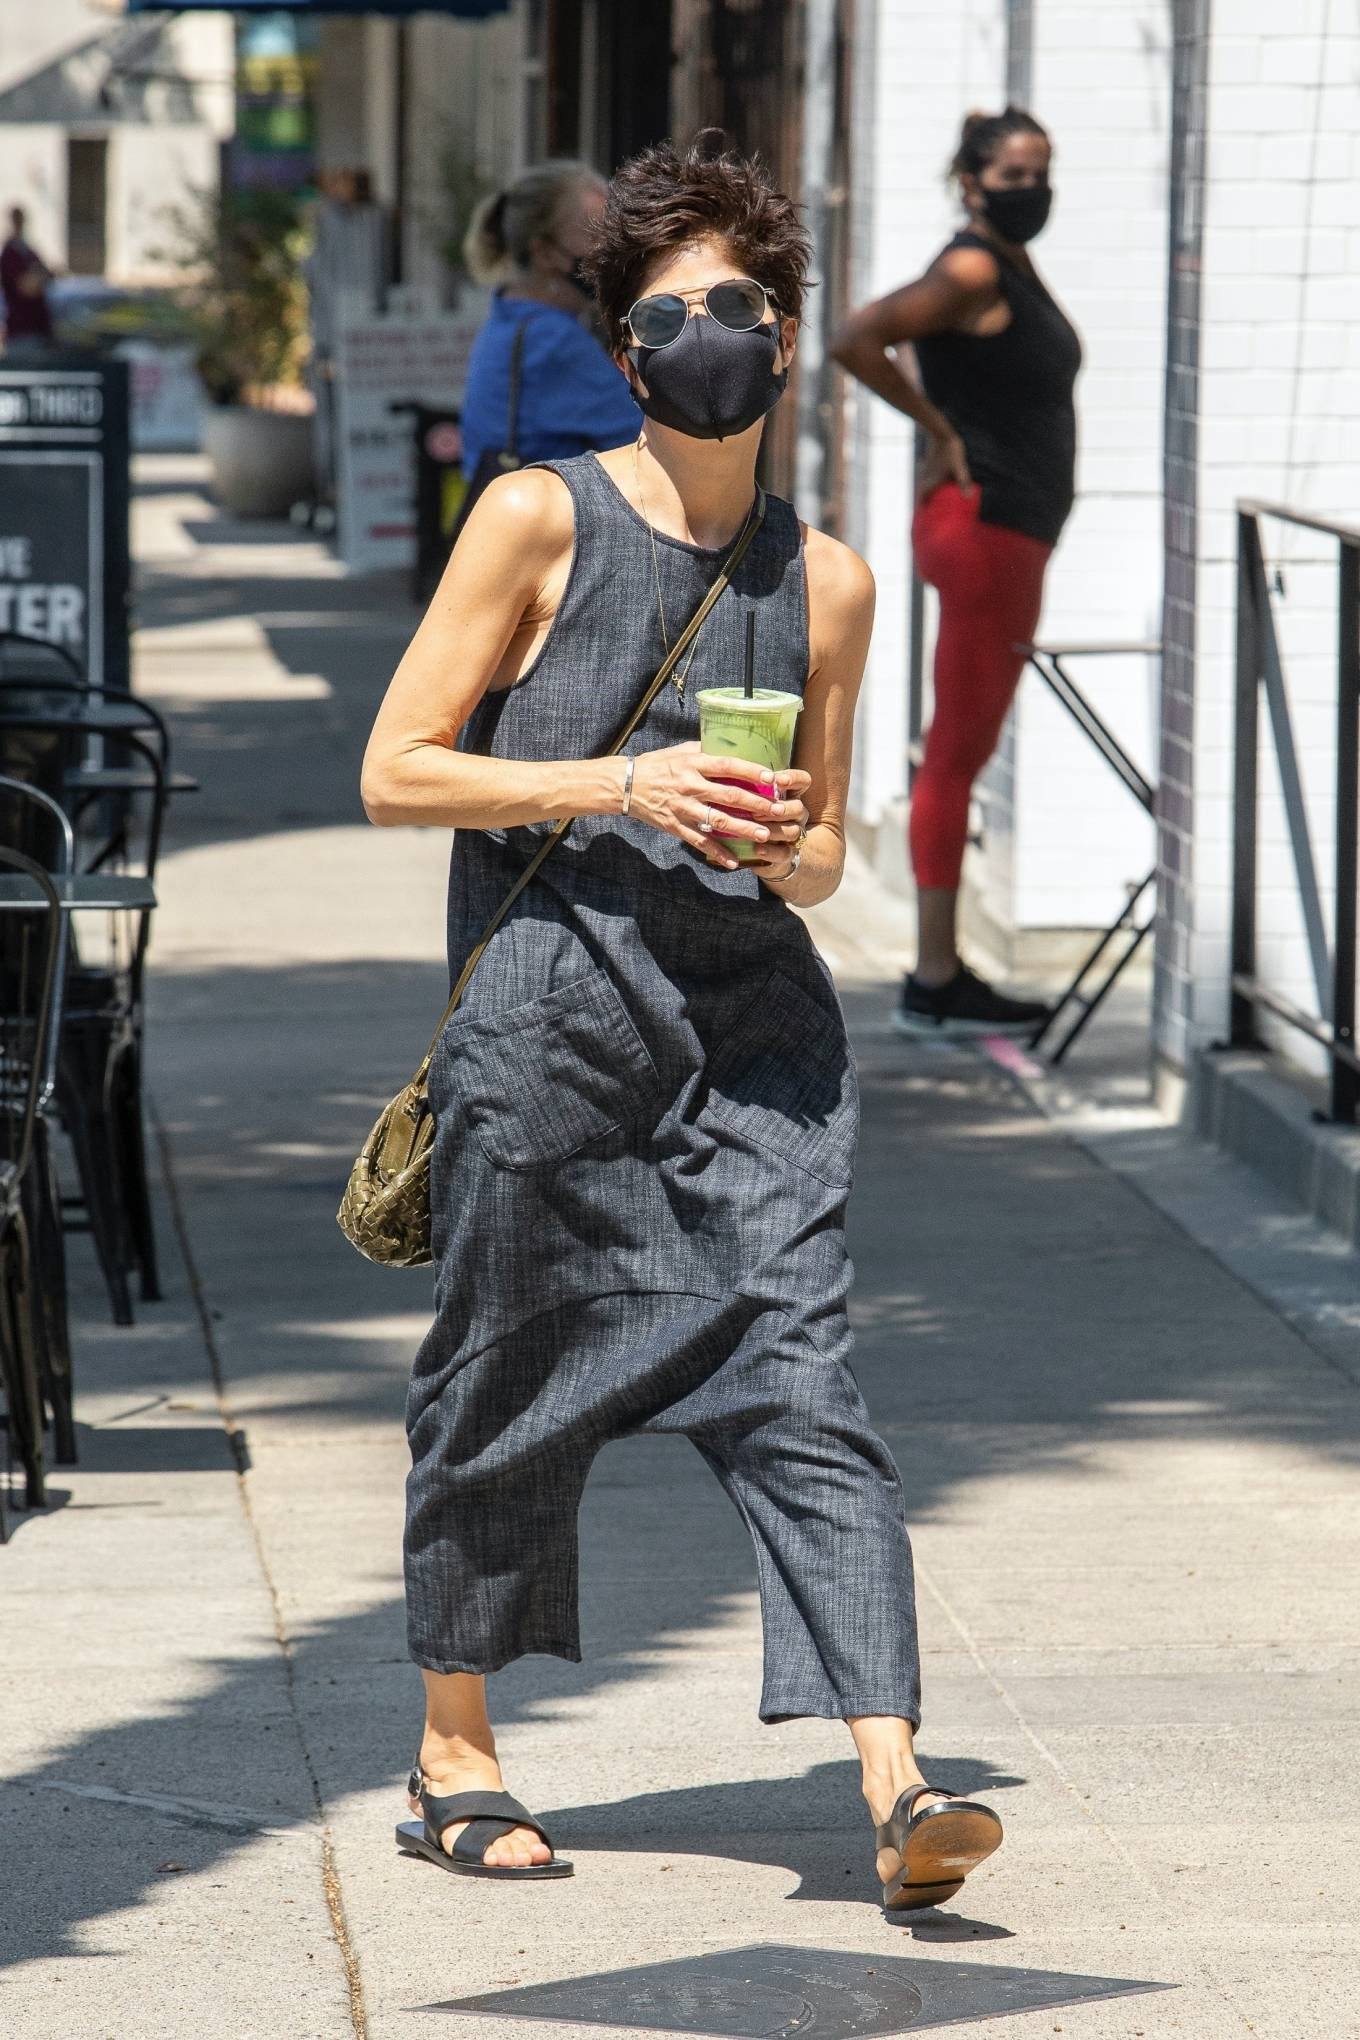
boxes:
[144,953,1360,1473]
[8,467,1337,2001]
[0,1598,1023,1975]
[537,1755,1025,1901]
[9,921,1358,1980]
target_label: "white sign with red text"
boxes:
[334,305,481,573]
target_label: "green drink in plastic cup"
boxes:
[695,687,803,864]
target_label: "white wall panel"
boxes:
[1170,6,1360,1074]
[843,0,1006,832]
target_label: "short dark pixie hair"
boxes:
[586,129,811,353]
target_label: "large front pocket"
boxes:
[704,967,858,1188]
[448,968,660,1170]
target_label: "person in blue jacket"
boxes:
[460,161,640,475]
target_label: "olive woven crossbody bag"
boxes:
[337,487,765,1267]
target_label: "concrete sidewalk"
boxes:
[2,459,1358,2040]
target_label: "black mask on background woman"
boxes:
[979,181,1053,246]
[628,315,789,441]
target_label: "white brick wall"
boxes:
[843,0,1358,1065]
[842,0,1166,949]
[842,0,1006,830]
[982,2,1168,939]
[1159,3,1360,1078]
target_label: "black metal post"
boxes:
[1032,653,1156,811]
[1230,510,1261,1047]
[1332,538,1360,1123]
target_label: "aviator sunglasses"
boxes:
[625,276,779,351]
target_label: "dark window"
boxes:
[66,137,107,276]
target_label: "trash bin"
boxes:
[391,403,468,604]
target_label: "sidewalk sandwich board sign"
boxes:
[0,357,131,691]
[333,306,480,574]
[116,341,203,452]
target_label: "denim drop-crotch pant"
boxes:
[404,870,923,1728]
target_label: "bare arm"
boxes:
[360,467,798,860]
[746,527,876,910]
[361,468,624,828]
[829,247,1002,490]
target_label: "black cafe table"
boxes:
[64,766,199,797]
[0,699,161,738]
[0,874,156,912]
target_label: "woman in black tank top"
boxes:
[832,106,1082,1037]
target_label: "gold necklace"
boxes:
[632,440,704,700]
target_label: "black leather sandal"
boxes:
[396,1761,572,1880]
[876,1783,1003,1912]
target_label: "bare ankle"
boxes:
[859,1756,926,1820]
[418,1731,499,1780]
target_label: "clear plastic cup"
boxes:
[695,687,803,864]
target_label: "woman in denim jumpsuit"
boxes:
[362,134,1003,1913]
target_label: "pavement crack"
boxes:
[152,1099,370,2040]
[46,1780,312,1839]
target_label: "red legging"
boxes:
[909,481,1052,891]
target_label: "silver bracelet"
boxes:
[619,756,636,817]
[766,844,802,883]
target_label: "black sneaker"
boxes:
[893,964,1051,1039]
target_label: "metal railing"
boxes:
[1231,501,1360,1125]
[1020,642,1160,1063]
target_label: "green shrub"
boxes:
[160,186,310,406]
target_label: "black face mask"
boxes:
[628,314,788,442]
[980,181,1053,245]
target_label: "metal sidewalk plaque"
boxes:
[426,1940,1172,2035]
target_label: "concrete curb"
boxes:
[1191,1046,1360,1249]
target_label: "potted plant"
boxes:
[164,185,314,517]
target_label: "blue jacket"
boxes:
[460,291,640,477]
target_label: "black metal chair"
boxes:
[0,764,163,1325]
[0,631,84,686]
[0,638,176,1321]
[0,670,175,834]
[0,846,63,1529]
[0,781,74,1465]
[57,741,166,1320]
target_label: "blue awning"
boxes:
[127,3,510,16]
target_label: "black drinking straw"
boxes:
[744,608,756,699]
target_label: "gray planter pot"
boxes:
[202,404,314,519]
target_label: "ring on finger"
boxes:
[698,807,715,836]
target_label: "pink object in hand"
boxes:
[710,774,775,826]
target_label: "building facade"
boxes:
[0,3,233,283]
[835,0,1357,1102]
[351,0,1357,1106]
[1153,0,1360,1092]
[24,1,1339,1114]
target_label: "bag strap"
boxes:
[501,320,526,466]
[415,485,767,1078]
